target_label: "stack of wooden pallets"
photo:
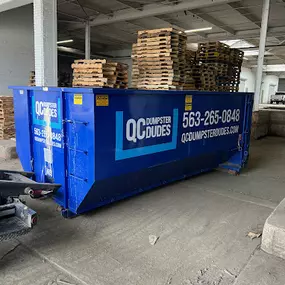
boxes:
[183,50,196,90]
[227,49,244,92]
[134,28,187,90]
[29,71,35,86]
[197,42,230,63]
[0,96,15,140]
[115,63,128,89]
[131,44,139,88]
[199,65,217,91]
[178,33,187,87]
[72,59,128,88]
[195,42,243,92]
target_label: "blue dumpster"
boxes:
[10,87,253,216]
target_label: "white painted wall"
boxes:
[239,67,255,92]
[0,4,34,95]
[239,67,280,104]
[261,75,279,104]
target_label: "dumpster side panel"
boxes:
[95,91,246,180]
[77,90,253,214]
[13,88,33,171]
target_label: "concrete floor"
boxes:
[1,137,285,285]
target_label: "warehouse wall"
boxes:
[278,78,285,91]
[261,75,279,104]
[239,67,255,92]
[0,4,34,95]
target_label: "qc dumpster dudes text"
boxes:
[125,108,241,144]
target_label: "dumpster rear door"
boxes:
[30,89,67,208]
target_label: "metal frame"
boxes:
[254,0,270,111]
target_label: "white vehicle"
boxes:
[270,92,285,104]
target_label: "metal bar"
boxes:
[191,9,236,35]
[254,0,270,111]
[76,0,88,17]
[58,11,85,21]
[240,44,285,50]
[187,26,285,43]
[67,0,240,29]
[85,20,91,59]
[0,170,33,178]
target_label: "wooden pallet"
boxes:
[0,96,15,139]
[137,84,178,90]
[138,28,181,38]
[137,36,177,43]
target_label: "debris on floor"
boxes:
[224,269,237,278]
[149,234,159,245]
[247,231,262,240]
[166,275,172,284]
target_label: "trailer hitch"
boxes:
[24,188,55,199]
[0,170,61,198]
[0,170,61,241]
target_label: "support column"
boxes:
[254,0,270,111]
[85,20,91,59]
[33,0,57,86]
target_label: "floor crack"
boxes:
[0,243,20,261]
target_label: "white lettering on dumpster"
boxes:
[181,126,240,143]
[181,108,241,143]
[35,101,58,118]
[34,136,62,148]
[126,116,172,143]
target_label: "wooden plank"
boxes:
[73,77,108,83]
[138,27,174,35]
[74,59,107,64]
[73,74,104,79]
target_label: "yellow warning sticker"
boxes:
[185,95,192,111]
[185,95,192,103]
[185,103,192,111]
[74,94,83,105]
[96,95,109,106]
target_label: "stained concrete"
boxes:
[234,250,285,285]
[0,139,17,159]
[0,137,285,285]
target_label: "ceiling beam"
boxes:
[187,26,285,42]
[58,0,100,16]
[69,0,241,29]
[247,58,285,66]
[119,0,207,37]
[228,2,261,28]
[191,9,236,35]
[58,11,85,21]
[240,44,285,50]
[0,0,32,12]
[228,1,285,63]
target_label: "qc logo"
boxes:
[32,96,62,130]
[115,109,178,160]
